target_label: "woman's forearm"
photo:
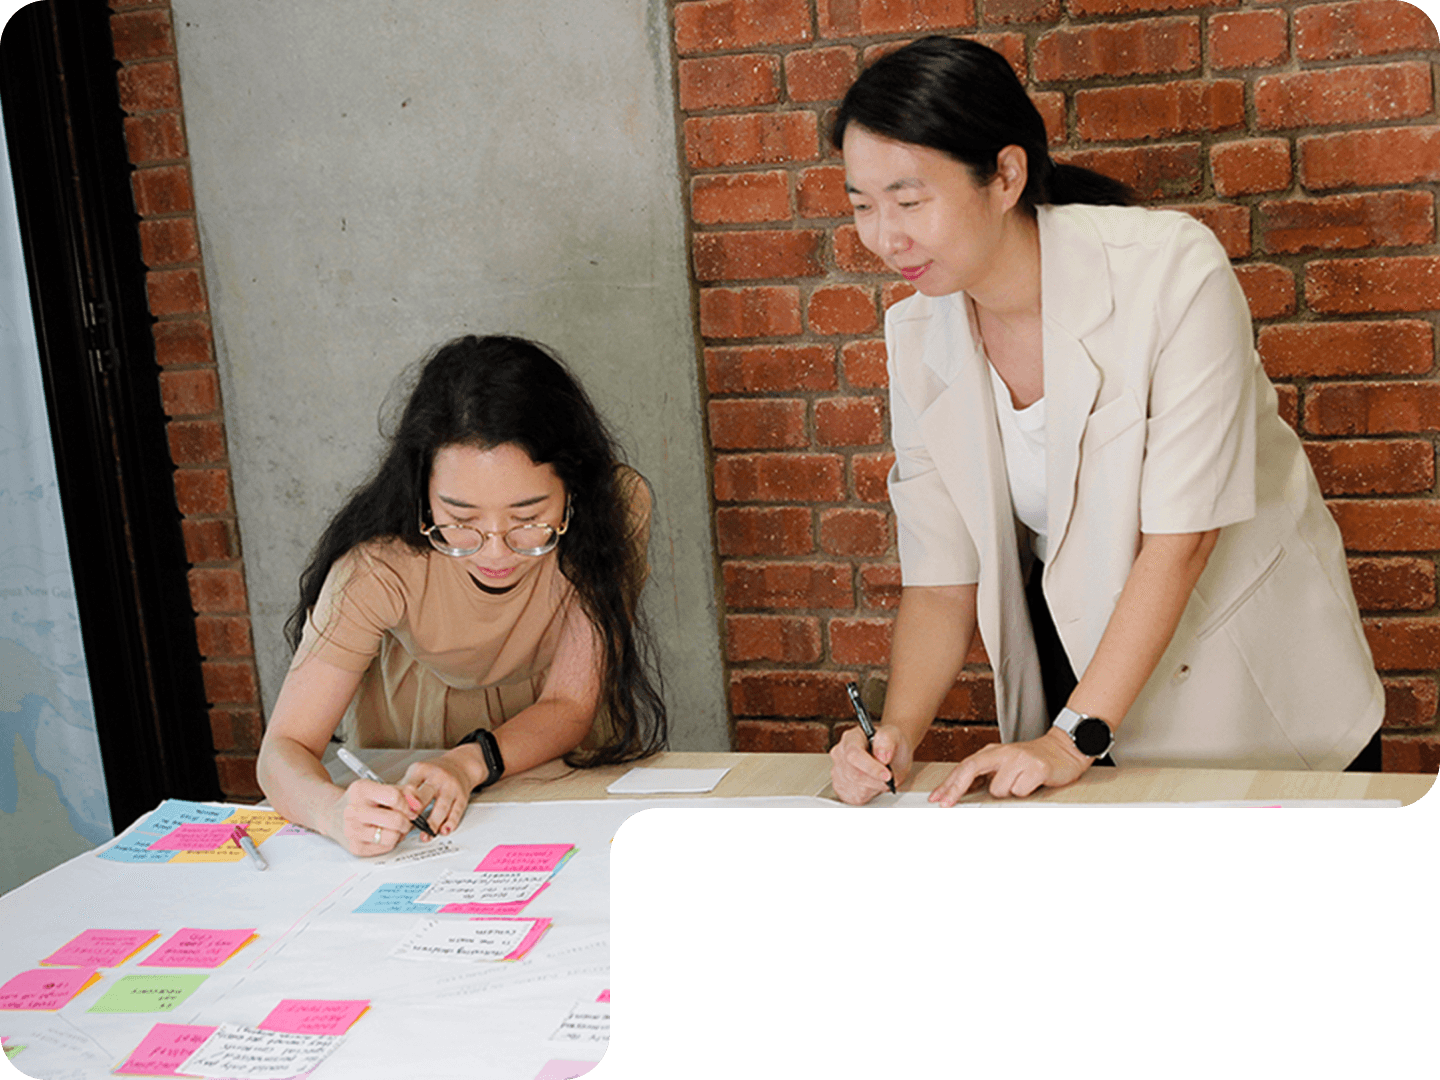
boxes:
[1068,529,1219,728]
[256,734,347,837]
[882,584,979,749]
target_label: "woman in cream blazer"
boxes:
[828,38,1383,804]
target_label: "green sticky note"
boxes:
[87,975,207,1013]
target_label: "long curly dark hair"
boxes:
[285,334,666,767]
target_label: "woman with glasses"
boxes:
[257,335,666,855]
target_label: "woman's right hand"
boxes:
[830,724,914,805]
[324,779,420,856]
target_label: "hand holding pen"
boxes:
[846,681,896,794]
[336,747,437,839]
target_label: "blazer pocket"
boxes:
[1080,389,1144,453]
[1195,544,1286,641]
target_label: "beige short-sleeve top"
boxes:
[292,468,651,751]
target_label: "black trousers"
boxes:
[1025,557,1383,773]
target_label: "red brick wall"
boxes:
[109,1,263,798]
[670,0,1440,772]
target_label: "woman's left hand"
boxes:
[928,727,1093,805]
[399,745,484,837]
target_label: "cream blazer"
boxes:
[886,203,1383,770]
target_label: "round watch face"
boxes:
[1073,717,1113,757]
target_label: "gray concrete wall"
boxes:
[172,0,726,749]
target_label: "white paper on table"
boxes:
[179,1024,343,1079]
[390,917,534,962]
[371,837,466,866]
[413,870,552,906]
[548,1001,609,1043]
[605,767,730,794]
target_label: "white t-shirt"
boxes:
[988,362,1048,561]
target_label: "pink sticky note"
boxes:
[439,882,550,916]
[259,999,370,1036]
[533,1061,598,1080]
[148,824,242,851]
[596,989,609,1003]
[475,844,574,873]
[40,929,160,968]
[0,968,100,1011]
[114,1022,218,1075]
[138,928,256,969]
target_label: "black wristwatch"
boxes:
[457,727,505,791]
[1052,707,1115,759]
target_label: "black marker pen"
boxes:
[846,681,895,794]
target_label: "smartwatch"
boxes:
[456,727,506,791]
[1052,707,1115,759]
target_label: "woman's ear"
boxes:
[994,144,1029,212]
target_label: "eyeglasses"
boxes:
[419,498,571,557]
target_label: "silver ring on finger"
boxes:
[373,826,383,844]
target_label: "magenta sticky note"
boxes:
[258,999,370,1036]
[40,929,160,968]
[138,928,256,969]
[0,968,100,1011]
[533,1061,597,1079]
[439,882,550,916]
[148,824,240,851]
[114,1023,218,1075]
[596,989,609,1003]
[475,844,574,873]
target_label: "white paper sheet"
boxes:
[413,870,552,906]
[371,837,466,866]
[605,767,731,794]
[389,918,535,962]
[547,1001,609,1044]
[179,1024,342,1079]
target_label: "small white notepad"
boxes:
[605,767,731,795]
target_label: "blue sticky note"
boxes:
[138,800,233,835]
[353,882,441,914]
[99,833,174,864]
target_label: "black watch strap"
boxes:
[457,727,505,791]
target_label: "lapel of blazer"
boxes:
[1039,206,1113,567]
[913,294,1011,565]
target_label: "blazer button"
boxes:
[1173,664,1191,683]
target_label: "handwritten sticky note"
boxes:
[596,989,609,1003]
[475,844,574,874]
[139,928,256,969]
[390,917,551,962]
[352,882,440,915]
[40,929,159,968]
[534,1062,598,1080]
[99,832,178,864]
[138,800,234,835]
[0,968,101,1010]
[259,999,369,1036]
[549,1001,609,1043]
[88,974,206,1013]
[414,870,550,907]
[438,881,550,915]
[149,824,240,851]
[178,1024,343,1079]
[223,808,287,845]
[114,1023,218,1075]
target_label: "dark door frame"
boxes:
[1,1,220,830]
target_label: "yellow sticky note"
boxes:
[170,847,246,864]
[223,808,287,845]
